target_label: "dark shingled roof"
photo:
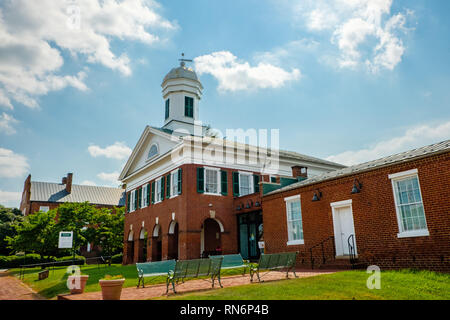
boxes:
[266,139,450,196]
[30,182,125,206]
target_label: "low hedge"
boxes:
[0,254,86,268]
[111,253,123,264]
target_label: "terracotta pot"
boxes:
[68,275,89,294]
[99,279,125,300]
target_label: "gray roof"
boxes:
[30,182,126,206]
[267,139,450,196]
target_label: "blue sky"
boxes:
[1,0,449,208]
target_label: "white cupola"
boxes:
[161,56,203,136]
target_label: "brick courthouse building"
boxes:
[262,140,450,272]
[119,60,344,264]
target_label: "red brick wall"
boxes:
[123,164,265,264]
[262,152,450,272]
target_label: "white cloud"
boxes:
[0,147,29,178]
[194,51,301,92]
[0,0,176,109]
[254,39,320,66]
[326,121,450,166]
[97,171,120,185]
[291,0,412,72]
[80,180,97,186]
[88,142,132,160]
[0,190,22,207]
[0,112,18,135]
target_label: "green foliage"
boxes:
[5,202,124,258]
[6,209,58,258]
[88,206,124,257]
[111,253,123,264]
[0,205,24,255]
[0,254,85,268]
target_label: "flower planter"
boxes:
[99,278,125,300]
[68,275,89,294]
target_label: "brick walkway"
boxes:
[0,271,45,300]
[60,269,337,300]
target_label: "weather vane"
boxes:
[179,53,192,67]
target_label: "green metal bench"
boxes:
[250,252,298,282]
[166,257,223,294]
[210,253,249,275]
[136,259,176,288]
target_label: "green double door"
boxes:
[238,212,263,261]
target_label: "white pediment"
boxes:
[119,126,181,181]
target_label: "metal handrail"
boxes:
[347,234,356,265]
[309,236,335,269]
[19,255,112,279]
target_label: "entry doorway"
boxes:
[237,212,263,261]
[331,200,357,257]
[168,221,179,260]
[151,225,162,261]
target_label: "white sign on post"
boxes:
[58,231,73,249]
[258,241,265,249]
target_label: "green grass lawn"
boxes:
[158,269,450,300]
[9,266,450,300]
[8,263,246,299]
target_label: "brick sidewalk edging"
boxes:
[0,272,45,300]
[59,269,338,300]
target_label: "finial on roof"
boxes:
[179,52,192,67]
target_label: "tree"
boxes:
[6,209,58,258]
[0,205,24,255]
[89,206,124,258]
[55,202,98,254]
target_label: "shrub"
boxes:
[111,253,123,264]
[0,254,54,268]
[55,255,86,266]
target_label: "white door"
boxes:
[334,206,357,256]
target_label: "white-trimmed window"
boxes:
[205,167,221,195]
[239,172,254,196]
[389,169,429,238]
[148,143,159,160]
[155,178,163,203]
[39,206,50,213]
[284,195,304,245]
[171,170,179,197]
[130,190,136,212]
[141,184,148,208]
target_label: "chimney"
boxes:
[291,166,307,179]
[65,173,73,193]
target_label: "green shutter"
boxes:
[232,172,240,197]
[134,190,138,209]
[166,174,171,199]
[151,181,155,204]
[161,176,165,200]
[178,168,182,195]
[254,175,260,193]
[221,170,228,195]
[127,192,130,212]
[197,167,204,193]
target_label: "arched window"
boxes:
[148,144,159,159]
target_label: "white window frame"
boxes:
[389,169,429,238]
[130,190,136,212]
[204,167,221,196]
[284,195,304,245]
[155,177,163,203]
[39,206,50,213]
[238,171,254,196]
[147,143,159,160]
[141,184,148,208]
[170,169,179,199]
